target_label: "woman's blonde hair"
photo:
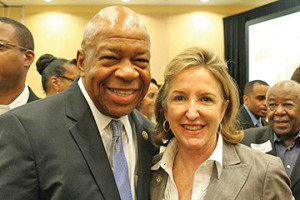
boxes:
[153,47,243,146]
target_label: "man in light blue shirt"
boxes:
[242,80,300,199]
[236,80,269,129]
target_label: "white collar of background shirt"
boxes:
[0,84,29,115]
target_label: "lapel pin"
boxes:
[142,131,149,140]
[155,175,162,184]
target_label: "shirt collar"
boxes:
[77,78,131,137]
[244,104,260,126]
[9,84,29,109]
[152,134,223,179]
[0,84,29,114]
[152,138,177,172]
[273,131,300,143]
[208,134,223,179]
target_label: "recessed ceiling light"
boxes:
[44,0,53,2]
[200,0,210,2]
[122,0,131,2]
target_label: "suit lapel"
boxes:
[205,142,251,200]
[130,110,157,200]
[27,86,40,102]
[65,83,120,200]
[64,83,156,200]
[150,167,168,200]
[262,118,269,126]
[260,126,277,156]
[241,106,255,129]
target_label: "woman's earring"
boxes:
[163,120,170,132]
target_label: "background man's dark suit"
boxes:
[0,82,157,199]
[236,106,268,129]
[241,126,300,199]
[28,86,40,102]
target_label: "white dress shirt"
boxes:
[0,85,29,115]
[78,79,138,200]
[156,135,223,200]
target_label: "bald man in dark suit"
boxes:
[0,6,157,200]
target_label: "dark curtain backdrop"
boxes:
[223,0,300,103]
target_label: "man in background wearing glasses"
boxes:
[242,80,300,199]
[0,17,39,115]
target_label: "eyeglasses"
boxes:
[57,74,76,82]
[0,42,31,51]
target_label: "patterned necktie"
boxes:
[110,120,133,200]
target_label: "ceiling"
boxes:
[1,0,278,7]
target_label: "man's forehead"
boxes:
[93,7,147,34]
[95,42,150,58]
[268,96,293,101]
[271,84,298,93]
[268,89,299,101]
[99,45,150,52]
[98,7,144,27]
[82,7,150,49]
[0,23,16,42]
[98,27,149,41]
[253,83,269,90]
[0,22,13,31]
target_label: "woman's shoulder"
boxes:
[234,143,281,166]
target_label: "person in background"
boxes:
[0,6,157,200]
[236,80,269,129]
[36,53,80,96]
[242,80,300,199]
[150,47,294,200]
[137,78,159,122]
[69,58,77,65]
[291,65,300,83]
[0,17,39,115]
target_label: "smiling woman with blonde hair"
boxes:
[150,47,294,200]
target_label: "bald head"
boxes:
[76,6,151,118]
[81,6,150,50]
[267,80,300,101]
[266,80,300,144]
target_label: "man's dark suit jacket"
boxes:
[0,81,157,200]
[28,86,40,102]
[236,105,268,130]
[241,126,300,199]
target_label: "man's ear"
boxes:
[77,50,85,77]
[243,95,249,106]
[23,50,34,69]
